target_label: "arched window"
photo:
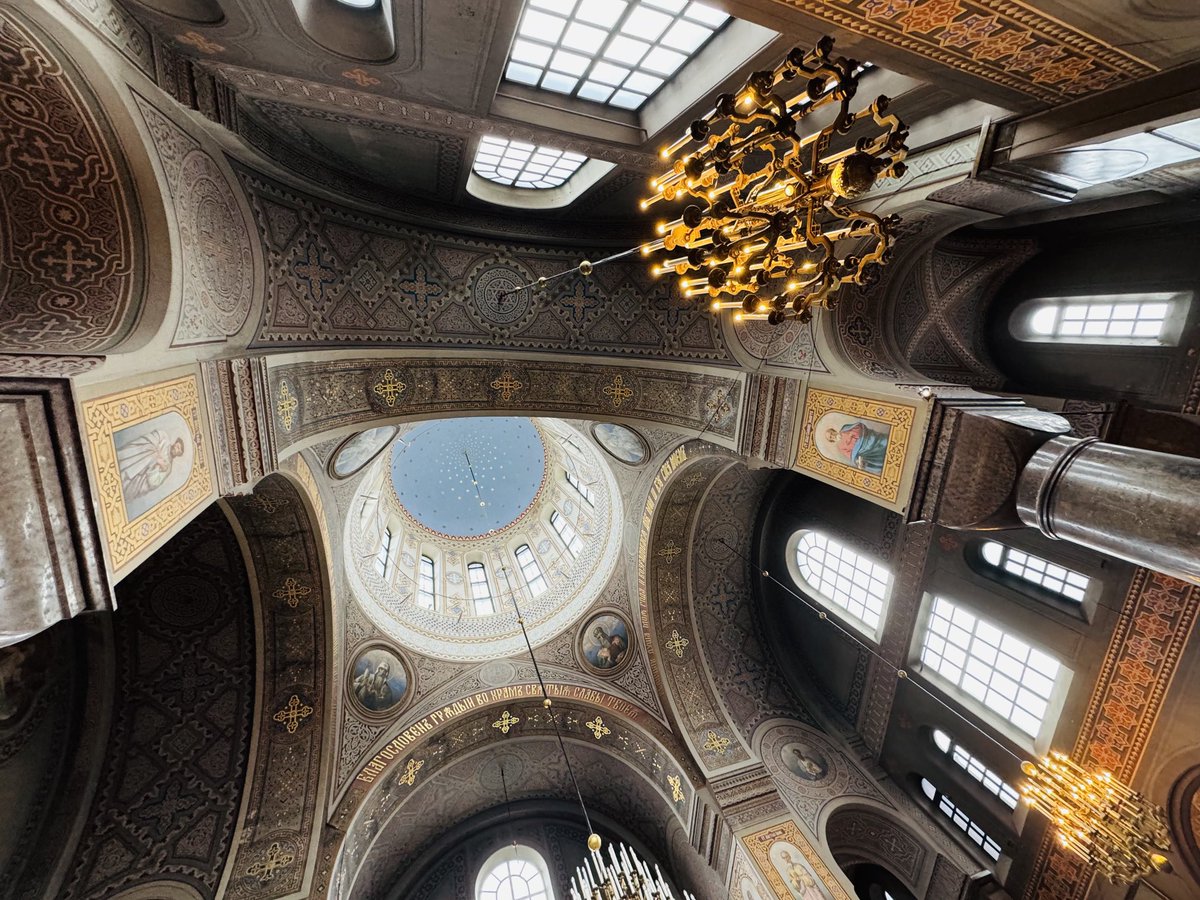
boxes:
[1013,292,1189,346]
[921,778,1002,861]
[468,562,495,615]
[932,729,1019,809]
[515,544,548,596]
[550,510,582,556]
[417,555,436,610]
[794,531,891,637]
[979,541,1090,604]
[564,468,595,506]
[919,596,1062,740]
[476,845,554,900]
[375,528,393,579]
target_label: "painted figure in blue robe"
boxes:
[825,421,888,474]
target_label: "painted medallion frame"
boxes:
[577,608,635,676]
[346,642,413,720]
[590,422,650,466]
[327,425,398,480]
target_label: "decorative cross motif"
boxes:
[272,694,313,734]
[664,629,690,658]
[18,137,77,188]
[398,264,443,313]
[704,730,731,755]
[490,370,523,403]
[247,841,295,883]
[291,240,337,304]
[492,710,521,734]
[603,374,634,409]
[398,758,424,786]
[373,369,407,408]
[272,577,311,609]
[668,774,685,803]
[705,392,733,421]
[343,67,381,87]
[41,239,97,283]
[657,540,683,559]
[253,493,289,514]
[585,716,611,740]
[684,472,706,488]
[176,31,225,54]
[276,381,298,431]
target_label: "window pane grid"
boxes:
[375,528,393,578]
[923,779,1002,861]
[468,562,495,615]
[982,541,1089,602]
[505,0,730,110]
[795,532,891,634]
[479,858,549,900]
[515,544,548,596]
[1024,294,1183,344]
[551,510,583,556]
[920,596,1060,738]
[565,468,595,505]
[473,134,587,190]
[933,730,1020,809]
[418,555,436,610]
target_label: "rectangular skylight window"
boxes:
[473,135,587,189]
[505,0,730,110]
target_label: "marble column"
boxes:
[1016,436,1200,583]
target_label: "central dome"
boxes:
[390,417,546,539]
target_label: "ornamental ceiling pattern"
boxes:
[237,169,731,362]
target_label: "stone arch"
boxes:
[824,800,937,897]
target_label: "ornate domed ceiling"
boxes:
[346,416,623,662]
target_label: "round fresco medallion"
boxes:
[590,422,649,466]
[578,610,633,674]
[348,644,411,718]
[329,425,398,479]
[472,263,531,326]
[780,740,831,783]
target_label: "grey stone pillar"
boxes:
[1017,436,1200,583]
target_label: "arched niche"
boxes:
[825,802,934,898]
[290,0,396,61]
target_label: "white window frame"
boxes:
[921,778,1003,862]
[476,845,555,900]
[1011,292,1190,346]
[417,554,437,610]
[788,530,891,640]
[550,510,582,557]
[979,541,1090,604]
[515,543,548,597]
[375,527,393,579]
[916,595,1067,747]
[564,468,595,506]
[468,562,495,615]
[932,729,1019,810]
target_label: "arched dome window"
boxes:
[978,541,1089,604]
[792,531,891,638]
[375,527,393,579]
[565,468,595,506]
[931,729,1019,809]
[468,562,495,615]
[919,596,1064,742]
[476,845,555,900]
[418,555,437,610]
[1011,292,1190,346]
[921,778,1002,861]
[515,544,547,596]
[550,510,582,557]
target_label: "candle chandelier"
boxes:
[570,841,696,900]
[640,36,909,325]
[1020,752,1172,884]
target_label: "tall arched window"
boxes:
[919,596,1063,740]
[515,544,547,596]
[921,778,1002,861]
[375,528,393,579]
[1012,292,1189,346]
[476,845,554,900]
[550,510,582,556]
[564,468,595,506]
[468,562,495,615]
[417,555,437,610]
[794,531,891,637]
[979,541,1090,604]
[932,729,1019,809]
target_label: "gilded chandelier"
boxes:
[640,36,909,325]
[570,840,696,900]
[1021,752,1172,884]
